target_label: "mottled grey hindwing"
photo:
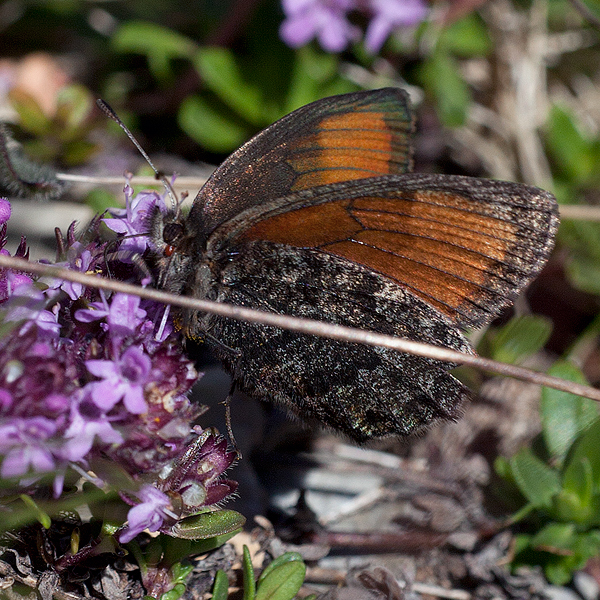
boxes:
[184,241,473,442]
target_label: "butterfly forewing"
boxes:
[190,88,414,236]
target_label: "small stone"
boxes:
[573,572,600,600]
[544,585,583,600]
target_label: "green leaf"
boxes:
[553,458,595,524]
[489,315,552,365]
[284,47,344,114]
[171,562,194,583]
[193,47,265,125]
[212,570,230,600]
[510,447,561,508]
[545,104,600,186]
[19,495,51,529]
[563,457,594,504]
[562,419,600,495]
[243,545,256,600]
[161,582,187,600]
[178,95,250,153]
[561,219,600,263]
[186,528,242,555]
[55,84,94,135]
[438,13,492,56]
[529,524,600,585]
[8,89,51,136]
[258,552,304,585]
[559,217,600,295]
[112,21,197,81]
[530,521,577,550]
[513,533,533,555]
[419,52,470,127]
[169,509,245,540]
[541,361,598,462]
[256,561,306,600]
[566,253,600,296]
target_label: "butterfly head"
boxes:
[147,204,196,293]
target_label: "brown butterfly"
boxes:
[148,88,559,443]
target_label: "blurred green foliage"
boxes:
[496,362,600,584]
[111,19,358,152]
[481,314,554,365]
[9,84,99,166]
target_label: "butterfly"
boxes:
[147,88,559,443]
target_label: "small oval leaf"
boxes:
[212,570,230,600]
[510,447,561,508]
[169,509,245,540]
[256,561,306,600]
[258,552,304,585]
[541,362,598,462]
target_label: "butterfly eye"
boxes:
[163,222,184,247]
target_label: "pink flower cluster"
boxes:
[280,0,428,53]
[0,190,237,542]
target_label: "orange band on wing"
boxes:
[288,111,411,189]
[237,188,538,326]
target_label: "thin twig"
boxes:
[56,173,600,222]
[56,173,209,190]
[558,204,600,221]
[1,254,599,402]
[54,173,600,221]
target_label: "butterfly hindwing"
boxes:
[181,241,472,441]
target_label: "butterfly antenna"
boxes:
[96,99,178,210]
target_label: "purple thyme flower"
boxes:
[0,198,11,224]
[0,211,33,301]
[77,293,149,351]
[364,0,428,52]
[280,0,360,52]
[0,261,33,299]
[0,416,58,477]
[3,284,61,339]
[40,241,97,301]
[107,293,147,342]
[61,246,92,301]
[104,186,165,255]
[0,388,12,410]
[62,397,123,462]
[85,345,152,414]
[280,0,428,52]
[158,428,238,513]
[119,484,173,543]
[73,291,110,324]
[0,191,236,526]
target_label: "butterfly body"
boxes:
[149,89,559,442]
